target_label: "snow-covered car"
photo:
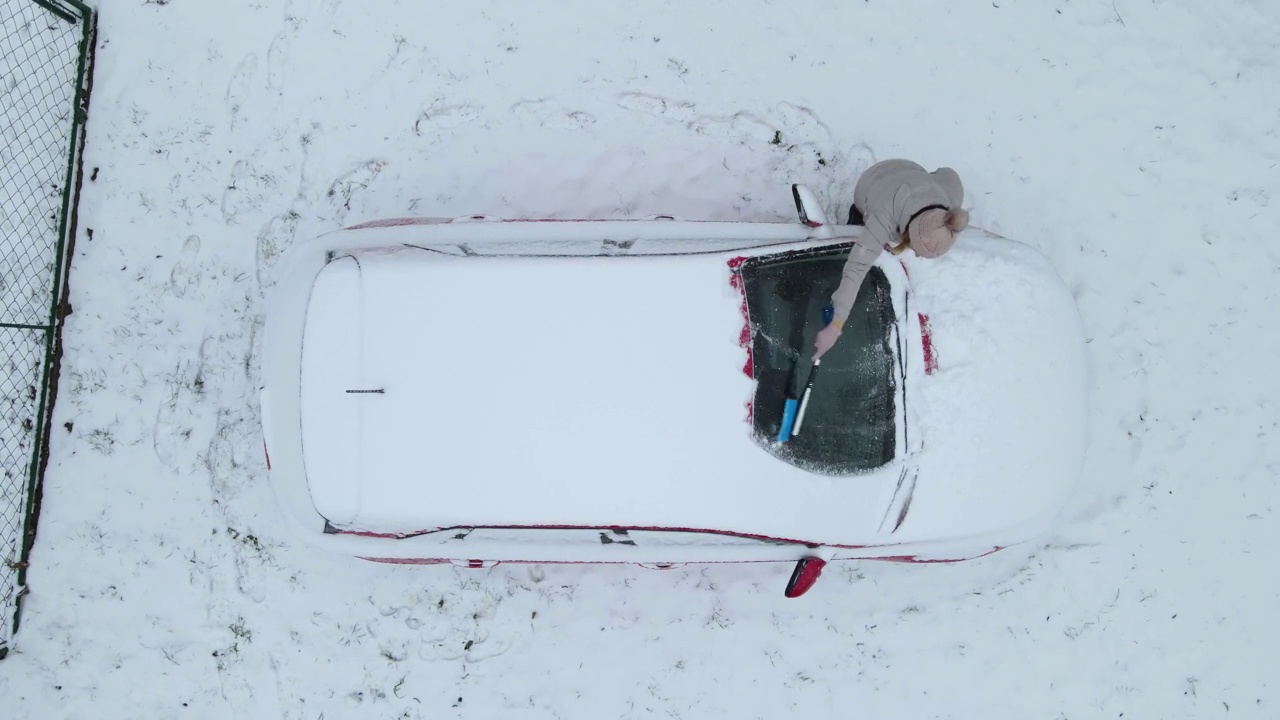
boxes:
[259,186,1088,597]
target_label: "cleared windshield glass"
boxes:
[738,245,898,474]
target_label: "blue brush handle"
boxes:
[777,399,799,442]
[781,306,832,445]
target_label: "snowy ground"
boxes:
[3,0,1279,717]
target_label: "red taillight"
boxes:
[784,556,827,598]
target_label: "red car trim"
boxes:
[919,312,938,374]
[727,255,753,380]
[877,546,1003,564]
[336,522,840,548]
[335,523,1000,564]
[356,550,1004,567]
[361,557,797,567]
[344,217,734,230]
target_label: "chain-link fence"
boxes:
[0,0,95,660]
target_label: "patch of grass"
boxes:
[87,428,116,455]
[229,618,252,643]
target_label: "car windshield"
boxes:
[737,244,898,474]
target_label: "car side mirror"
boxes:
[783,556,827,598]
[791,184,828,228]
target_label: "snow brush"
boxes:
[776,305,833,444]
[790,358,821,438]
[776,357,821,443]
[776,370,801,443]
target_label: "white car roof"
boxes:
[298,243,907,544]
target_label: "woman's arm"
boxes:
[829,234,884,325]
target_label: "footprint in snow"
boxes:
[168,234,201,298]
[325,159,386,220]
[511,99,596,131]
[255,210,300,289]
[763,102,839,169]
[416,587,528,663]
[844,141,876,174]
[204,407,273,603]
[618,93,839,175]
[689,110,777,145]
[226,53,259,128]
[222,138,304,227]
[413,103,480,138]
[151,339,209,473]
[220,160,251,225]
[618,94,819,156]
[768,99,839,163]
[266,33,290,91]
[616,91,698,123]
[773,102,835,147]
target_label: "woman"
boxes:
[814,159,969,359]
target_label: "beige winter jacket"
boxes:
[829,159,965,325]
